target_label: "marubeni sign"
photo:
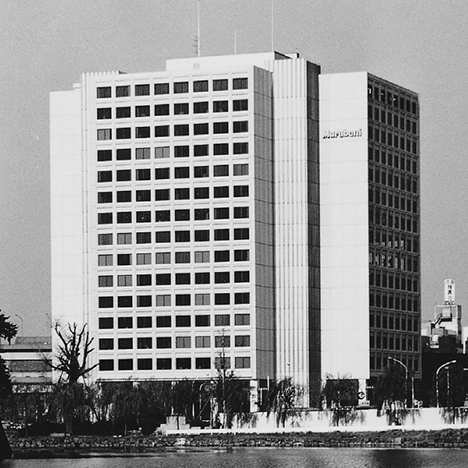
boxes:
[322,129,362,139]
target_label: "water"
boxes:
[2,448,468,468]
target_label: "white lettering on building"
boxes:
[322,129,363,139]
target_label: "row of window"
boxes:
[98,313,249,330]
[369,167,418,194]
[368,106,417,134]
[370,291,419,311]
[97,78,248,99]
[369,188,418,214]
[97,122,249,141]
[99,334,249,351]
[369,228,419,254]
[97,99,248,120]
[369,251,418,273]
[97,185,249,204]
[99,355,251,372]
[367,84,418,115]
[98,292,251,308]
[369,148,418,174]
[370,354,419,372]
[370,333,419,352]
[370,270,419,293]
[98,271,250,287]
[98,248,249,267]
[369,208,418,234]
[370,312,418,331]
[369,126,418,154]
[97,207,249,225]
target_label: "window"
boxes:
[98,233,113,245]
[137,316,152,328]
[136,105,150,117]
[176,336,191,348]
[155,252,171,264]
[215,314,230,326]
[155,104,170,116]
[97,129,112,140]
[234,228,249,240]
[175,188,190,200]
[117,254,132,266]
[175,209,190,221]
[136,190,151,202]
[116,85,130,97]
[155,231,170,243]
[215,335,230,348]
[115,191,130,203]
[234,207,249,218]
[213,101,228,113]
[155,210,170,222]
[195,293,210,305]
[117,212,132,224]
[213,122,229,134]
[235,292,250,304]
[194,188,209,199]
[234,142,249,154]
[156,294,171,306]
[214,143,229,155]
[235,357,250,369]
[97,149,112,162]
[234,164,249,176]
[156,273,171,285]
[214,186,229,198]
[193,80,208,92]
[195,230,210,243]
[98,213,113,225]
[175,251,191,263]
[214,229,229,241]
[118,295,133,308]
[155,146,170,158]
[215,272,230,283]
[176,273,191,285]
[117,232,132,245]
[214,208,229,220]
[175,230,190,242]
[175,167,190,179]
[215,250,230,262]
[233,99,248,111]
[156,316,171,328]
[98,275,113,287]
[98,296,114,308]
[176,315,191,327]
[194,144,209,156]
[99,317,114,329]
[195,315,210,327]
[215,293,230,305]
[234,271,250,283]
[174,103,189,115]
[117,275,132,287]
[155,125,170,137]
[174,145,189,158]
[176,294,191,306]
[118,359,133,371]
[155,189,170,201]
[157,358,172,370]
[138,359,153,370]
[97,108,111,119]
[233,121,248,133]
[214,165,229,176]
[136,168,150,181]
[99,338,114,350]
[97,86,111,98]
[194,123,209,135]
[194,251,210,263]
[233,78,248,89]
[116,148,131,160]
[98,254,113,266]
[116,107,131,118]
[195,209,209,222]
[213,79,228,91]
[235,313,250,325]
[155,83,169,95]
[234,185,249,197]
[155,167,170,180]
[99,360,114,371]
[196,358,211,369]
[116,127,131,139]
[194,102,209,114]
[116,170,131,181]
[118,317,133,328]
[176,358,191,370]
[98,192,112,203]
[156,337,172,349]
[136,127,150,138]
[135,84,150,96]
[137,274,152,286]
[174,82,189,94]
[118,338,133,350]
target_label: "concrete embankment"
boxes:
[9,428,468,458]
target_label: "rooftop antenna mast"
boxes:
[197,0,201,57]
[271,0,274,51]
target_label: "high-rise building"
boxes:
[51,52,321,405]
[320,73,421,397]
[51,52,420,406]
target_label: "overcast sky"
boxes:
[1,0,467,336]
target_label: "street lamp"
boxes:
[14,314,24,341]
[388,357,413,408]
[435,360,457,408]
